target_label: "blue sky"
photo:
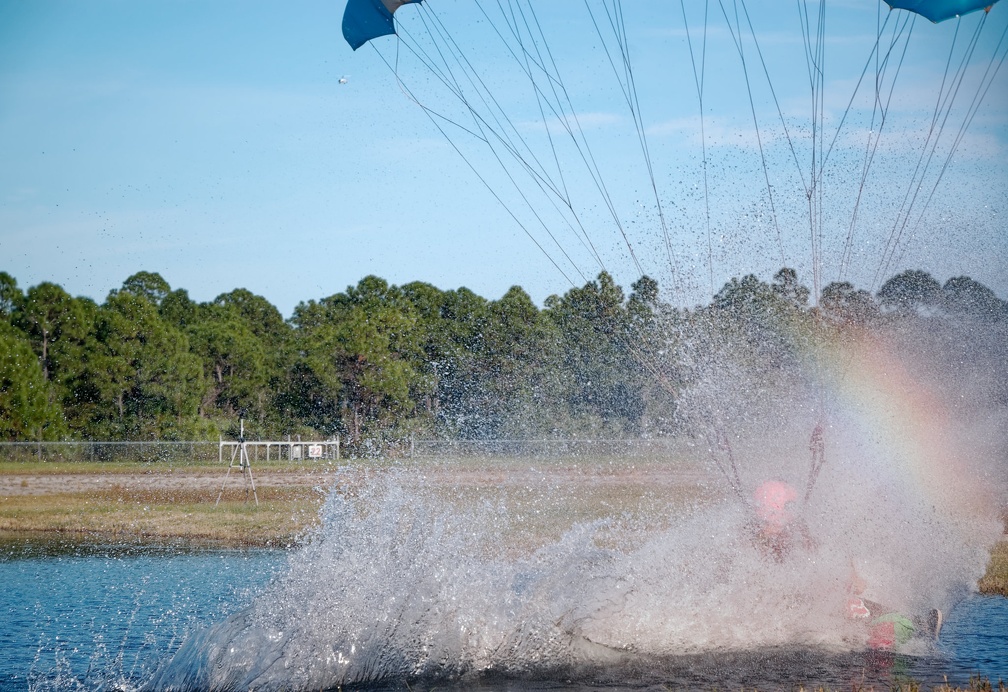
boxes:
[2,1,1006,317]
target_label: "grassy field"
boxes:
[1,459,1004,692]
[979,539,1008,596]
[0,458,333,549]
[1,457,1005,597]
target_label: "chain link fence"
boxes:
[0,438,694,463]
[0,441,221,463]
[408,437,693,460]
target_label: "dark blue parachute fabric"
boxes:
[885,0,998,22]
[343,0,422,50]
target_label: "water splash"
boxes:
[151,316,1006,689]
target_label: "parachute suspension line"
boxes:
[491,0,606,269]
[709,429,747,507]
[794,2,829,499]
[718,0,787,269]
[837,11,907,281]
[473,0,647,280]
[473,0,574,196]
[879,15,966,278]
[813,1,827,305]
[584,0,657,270]
[908,18,1008,237]
[403,8,571,210]
[796,0,827,305]
[370,39,583,288]
[733,0,824,294]
[590,0,683,293]
[557,0,646,280]
[736,2,809,199]
[680,0,715,298]
[874,13,990,287]
[425,9,609,277]
[610,0,681,290]
[478,3,678,406]
[508,0,644,278]
[383,32,488,142]
[504,4,685,406]
[878,15,989,283]
[406,9,574,209]
[846,13,915,280]
[794,4,826,493]
[803,421,826,506]
[500,0,611,272]
[507,1,573,207]
[500,1,679,402]
[518,4,632,277]
[899,16,1008,267]
[864,14,934,288]
[398,7,603,280]
[582,0,692,397]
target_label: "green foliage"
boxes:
[479,285,562,437]
[82,291,203,438]
[877,269,943,314]
[290,276,426,442]
[13,282,82,381]
[0,271,22,319]
[0,322,66,440]
[943,276,1008,320]
[709,272,813,373]
[118,271,172,307]
[159,288,198,329]
[189,308,270,420]
[545,272,648,435]
[400,281,491,436]
[1,266,1002,447]
[7,282,98,436]
[820,281,879,326]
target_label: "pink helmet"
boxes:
[753,480,798,529]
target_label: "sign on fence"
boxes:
[308,444,323,459]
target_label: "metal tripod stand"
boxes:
[215,419,259,507]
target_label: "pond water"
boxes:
[0,545,284,690]
[1,544,1005,691]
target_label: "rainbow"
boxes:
[812,328,994,516]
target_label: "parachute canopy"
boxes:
[885,0,997,22]
[342,0,421,51]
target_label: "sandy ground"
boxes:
[0,467,337,497]
[0,463,1003,595]
[0,465,339,549]
[0,460,718,547]
[0,458,714,496]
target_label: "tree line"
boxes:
[1,267,1005,447]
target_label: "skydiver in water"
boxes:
[748,479,815,562]
[844,558,943,646]
[747,479,942,644]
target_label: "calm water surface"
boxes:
[1,547,1005,690]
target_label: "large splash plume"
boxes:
[151,307,1006,689]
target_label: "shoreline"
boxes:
[1,461,1004,597]
[0,462,334,553]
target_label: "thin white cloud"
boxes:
[517,110,623,134]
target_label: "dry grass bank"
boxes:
[0,458,1004,598]
[0,459,334,549]
[979,540,1008,596]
